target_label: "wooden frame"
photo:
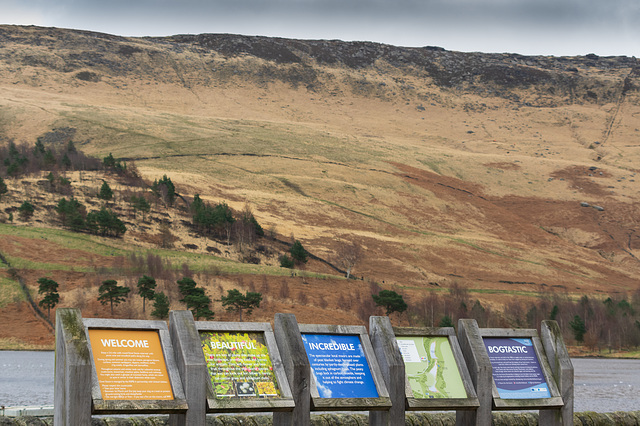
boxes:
[195,321,295,413]
[83,318,188,414]
[479,328,563,410]
[297,323,392,411]
[393,326,480,410]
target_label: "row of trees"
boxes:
[403,283,640,350]
[36,274,263,322]
[57,197,127,237]
[176,277,262,321]
[189,195,266,248]
[37,275,169,319]
[1,139,102,178]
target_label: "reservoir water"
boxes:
[0,351,638,412]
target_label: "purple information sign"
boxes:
[483,337,551,399]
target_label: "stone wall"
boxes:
[2,412,640,426]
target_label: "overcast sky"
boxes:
[2,0,639,57]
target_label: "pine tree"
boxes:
[279,254,294,269]
[98,180,113,201]
[570,315,587,343]
[290,240,308,264]
[137,275,156,313]
[177,277,214,320]
[37,277,59,320]
[177,277,198,298]
[61,153,72,169]
[151,292,170,319]
[0,176,7,200]
[152,175,176,206]
[103,153,116,168]
[86,207,126,237]
[221,289,262,321]
[372,290,407,315]
[98,279,130,315]
[439,315,454,327]
[18,200,35,221]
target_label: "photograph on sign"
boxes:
[200,331,281,399]
[483,337,551,399]
[88,328,174,401]
[301,333,378,399]
[396,336,467,399]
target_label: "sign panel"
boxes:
[88,329,173,400]
[301,333,378,399]
[200,331,281,399]
[483,337,551,399]
[396,336,467,399]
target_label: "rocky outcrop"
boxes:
[0,25,637,106]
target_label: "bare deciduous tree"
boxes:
[333,240,363,279]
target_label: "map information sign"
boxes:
[483,337,551,399]
[302,333,378,398]
[396,336,467,399]
[88,329,174,400]
[200,331,281,399]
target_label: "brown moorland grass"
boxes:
[1,25,640,347]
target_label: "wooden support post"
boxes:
[273,313,311,426]
[54,308,92,425]
[540,320,574,426]
[457,319,492,426]
[369,316,405,426]
[168,310,207,426]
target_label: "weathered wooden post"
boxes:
[368,316,405,426]
[540,320,574,426]
[273,312,311,426]
[168,310,207,426]
[55,308,92,425]
[457,319,492,426]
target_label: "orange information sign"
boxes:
[88,329,174,400]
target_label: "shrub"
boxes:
[18,200,35,220]
[279,254,294,268]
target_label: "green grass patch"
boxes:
[0,277,24,308]
[63,107,386,166]
[139,247,341,279]
[0,224,129,258]
[0,224,341,280]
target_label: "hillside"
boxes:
[1,25,639,349]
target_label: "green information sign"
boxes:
[200,331,281,399]
[396,336,467,399]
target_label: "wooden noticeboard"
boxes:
[195,321,295,412]
[83,318,188,414]
[393,326,479,410]
[479,328,563,410]
[297,323,392,411]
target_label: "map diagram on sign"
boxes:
[396,336,467,399]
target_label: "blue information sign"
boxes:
[483,337,551,399]
[301,333,378,398]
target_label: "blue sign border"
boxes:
[301,333,378,398]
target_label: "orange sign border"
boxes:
[88,328,174,401]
